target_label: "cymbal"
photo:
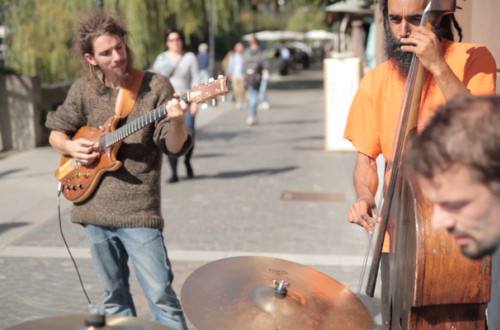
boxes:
[7,314,172,330]
[181,256,373,330]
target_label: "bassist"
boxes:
[343,0,496,328]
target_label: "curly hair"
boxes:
[405,95,500,195]
[74,11,134,81]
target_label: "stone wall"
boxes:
[0,74,42,151]
[0,73,72,152]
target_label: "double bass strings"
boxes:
[357,193,384,296]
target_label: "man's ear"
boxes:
[84,53,97,66]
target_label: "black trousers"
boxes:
[168,141,194,177]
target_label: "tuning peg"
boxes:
[221,95,226,102]
[211,99,216,106]
[208,77,214,82]
[201,103,208,110]
[217,74,223,79]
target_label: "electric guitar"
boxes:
[55,76,229,203]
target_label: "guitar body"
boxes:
[54,76,229,203]
[55,116,123,203]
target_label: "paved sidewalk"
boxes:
[0,63,382,329]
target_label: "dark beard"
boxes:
[113,65,130,85]
[383,21,449,77]
[90,64,130,94]
[384,27,413,77]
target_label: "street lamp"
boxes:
[208,0,215,78]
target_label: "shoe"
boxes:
[259,102,270,111]
[185,162,194,178]
[168,175,179,183]
[246,116,258,126]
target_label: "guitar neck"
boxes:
[101,93,189,149]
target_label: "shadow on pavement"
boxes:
[268,79,324,90]
[169,165,298,182]
[0,222,30,235]
[0,168,25,179]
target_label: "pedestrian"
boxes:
[45,11,191,329]
[244,36,269,126]
[227,42,246,110]
[197,42,210,83]
[152,28,201,183]
[343,0,496,327]
[279,45,291,76]
[257,66,270,111]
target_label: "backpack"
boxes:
[245,56,263,89]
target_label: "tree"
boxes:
[2,0,94,82]
[2,0,337,83]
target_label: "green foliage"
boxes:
[2,0,335,84]
[103,0,172,70]
[3,0,94,83]
[286,6,330,32]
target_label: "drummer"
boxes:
[405,94,500,326]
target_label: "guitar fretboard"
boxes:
[99,93,189,149]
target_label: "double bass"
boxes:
[365,0,491,328]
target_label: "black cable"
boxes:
[57,182,92,305]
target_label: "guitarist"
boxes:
[342,0,496,327]
[45,12,191,329]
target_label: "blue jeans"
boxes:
[84,225,188,330]
[259,78,268,103]
[248,86,259,117]
[184,109,195,137]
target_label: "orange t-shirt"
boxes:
[344,40,497,251]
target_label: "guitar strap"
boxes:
[114,67,145,119]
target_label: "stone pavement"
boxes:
[0,63,383,329]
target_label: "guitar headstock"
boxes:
[186,76,230,104]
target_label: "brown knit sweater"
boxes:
[45,71,192,231]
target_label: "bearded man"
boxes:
[342,0,496,327]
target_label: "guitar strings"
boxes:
[52,78,228,307]
[57,182,92,305]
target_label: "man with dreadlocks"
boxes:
[342,0,496,327]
